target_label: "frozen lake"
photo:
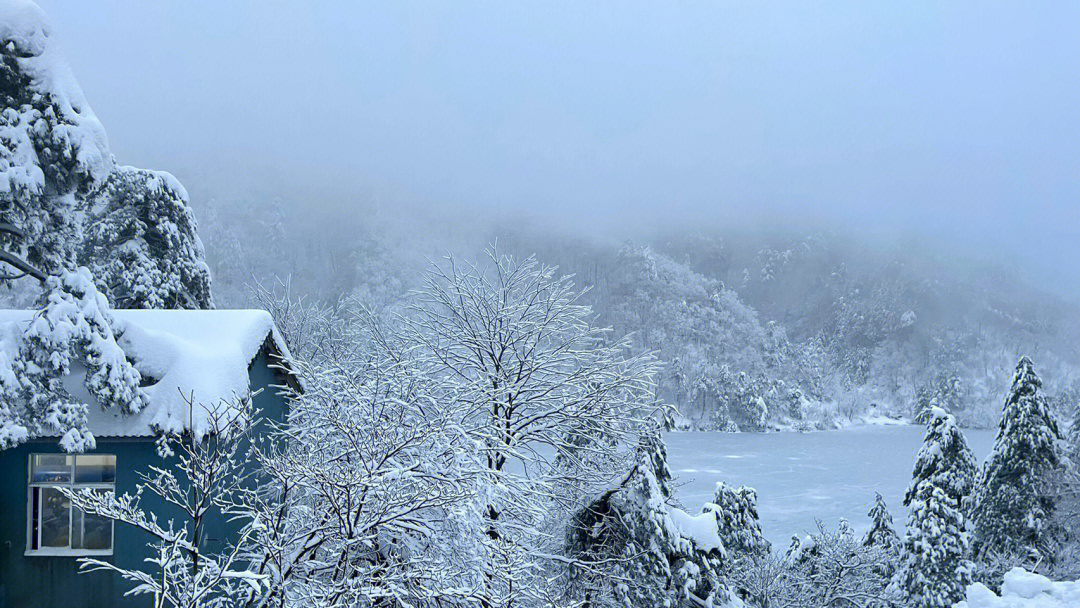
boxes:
[665,425,996,547]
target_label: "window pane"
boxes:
[75,455,116,483]
[31,454,72,483]
[39,487,70,548]
[72,507,111,551]
[71,507,83,549]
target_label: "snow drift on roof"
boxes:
[0,309,290,439]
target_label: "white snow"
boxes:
[954,569,1080,608]
[0,0,112,189]
[669,507,724,553]
[0,309,290,439]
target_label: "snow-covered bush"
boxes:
[781,519,893,608]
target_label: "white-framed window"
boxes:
[26,454,116,556]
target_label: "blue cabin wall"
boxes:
[0,347,291,608]
[0,438,163,608]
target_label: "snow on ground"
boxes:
[665,426,996,545]
[955,569,1080,608]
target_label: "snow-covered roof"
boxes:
[0,309,291,438]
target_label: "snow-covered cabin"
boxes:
[0,310,295,608]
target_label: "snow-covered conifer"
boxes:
[970,357,1064,567]
[0,0,110,281]
[80,166,213,309]
[0,1,212,308]
[864,492,900,553]
[705,481,770,561]
[564,428,734,608]
[639,418,673,498]
[892,407,977,608]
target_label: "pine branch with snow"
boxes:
[1,267,145,451]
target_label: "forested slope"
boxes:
[195,197,1080,429]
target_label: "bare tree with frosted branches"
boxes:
[404,246,660,608]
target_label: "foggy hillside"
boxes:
[194,195,1080,430]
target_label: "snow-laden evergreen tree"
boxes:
[564,432,679,608]
[0,0,212,308]
[705,481,770,561]
[0,268,145,451]
[80,166,212,309]
[970,356,1064,568]
[0,1,201,452]
[864,492,900,553]
[639,418,673,498]
[0,0,110,282]
[892,407,977,608]
[564,419,734,608]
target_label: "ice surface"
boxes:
[665,426,996,544]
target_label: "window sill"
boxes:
[24,548,113,557]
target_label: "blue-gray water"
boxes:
[665,426,996,547]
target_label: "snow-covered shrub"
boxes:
[781,519,893,608]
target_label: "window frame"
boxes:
[25,454,116,557]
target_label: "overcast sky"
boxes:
[36,1,1080,298]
